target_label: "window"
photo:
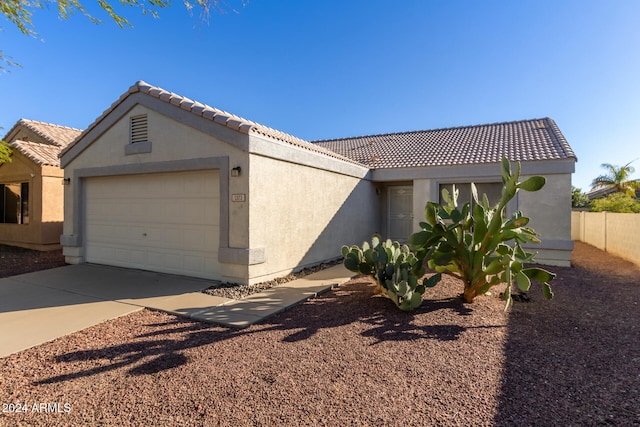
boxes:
[0,182,29,224]
[439,182,502,208]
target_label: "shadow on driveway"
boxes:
[0,264,215,358]
[34,276,483,385]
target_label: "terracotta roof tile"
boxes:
[313,118,576,168]
[2,119,82,167]
[10,140,64,166]
[14,119,82,147]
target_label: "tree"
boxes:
[591,193,640,213]
[0,140,12,164]
[571,186,590,208]
[1,0,244,69]
[0,124,12,163]
[591,161,639,197]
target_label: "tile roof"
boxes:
[2,119,82,167]
[9,140,66,166]
[61,81,361,166]
[313,118,576,169]
[17,119,82,147]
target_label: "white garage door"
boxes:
[84,170,221,279]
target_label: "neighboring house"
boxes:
[1,119,81,250]
[586,181,640,200]
[59,81,576,285]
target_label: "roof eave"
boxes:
[61,81,367,169]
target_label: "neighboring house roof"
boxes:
[313,118,577,169]
[587,180,640,200]
[15,119,82,147]
[2,119,82,167]
[587,186,615,199]
[60,81,360,166]
[9,140,66,166]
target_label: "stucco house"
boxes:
[1,119,81,250]
[59,81,576,285]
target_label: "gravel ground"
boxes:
[202,260,342,300]
[0,241,638,426]
[0,245,66,279]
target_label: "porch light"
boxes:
[62,178,71,185]
[231,166,241,177]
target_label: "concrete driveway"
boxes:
[0,264,221,358]
[0,263,353,358]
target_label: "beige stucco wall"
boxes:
[406,169,573,267]
[61,105,248,171]
[412,178,433,233]
[61,96,575,282]
[517,173,572,266]
[61,104,250,279]
[572,211,640,266]
[246,152,379,283]
[0,152,63,250]
[60,102,376,284]
[41,166,65,220]
[40,166,65,246]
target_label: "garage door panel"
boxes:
[84,171,221,280]
[87,223,217,251]
[89,245,147,267]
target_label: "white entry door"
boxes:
[388,186,413,241]
[84,170,221,279]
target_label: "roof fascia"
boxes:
[60,92,255,169]
[143,94,252,151]
[370,158,576,182]
[248,133,371,179]
[60,94,139,168]
[59,90,371,178]
[2,120,25,143]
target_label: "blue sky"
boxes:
[1,0,639,191]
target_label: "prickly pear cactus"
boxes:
[409,157,556,308]
[341,234,440,312]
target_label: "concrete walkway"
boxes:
[0,264,353,358]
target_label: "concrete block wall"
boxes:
[572,211,640,266]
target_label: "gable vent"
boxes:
[130,114,148,143]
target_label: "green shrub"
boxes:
[0,140,12,164]
[572,186,590,208]
[591,192,640,213]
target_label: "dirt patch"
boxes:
[0,241,638,426]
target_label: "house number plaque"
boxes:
[231,194,246,202]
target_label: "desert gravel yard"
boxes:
[0,242,638,426]
[0,245,66,279]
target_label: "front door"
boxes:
[388,186,413,241]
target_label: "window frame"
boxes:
[0,181,29,225]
